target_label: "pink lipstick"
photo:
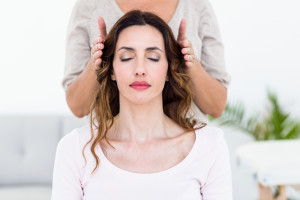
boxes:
[129,81,151,90]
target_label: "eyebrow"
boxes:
[117,46,163,52]
[146,47,162,52]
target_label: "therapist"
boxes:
[62,0,230,122]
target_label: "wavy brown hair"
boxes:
[84,10,205,173]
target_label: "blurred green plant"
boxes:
[210,91,300,140]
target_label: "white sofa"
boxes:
[0,115,87,200]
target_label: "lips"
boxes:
[129,81,151,90]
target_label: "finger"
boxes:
[93,39,101,47]
[177,18,187,42]
[183,54,191,61]
[181,40,188,48]
[92,37,104,49]
[181,39,192,48]
[184,54,196,62]
[98,16,107,40]
[92,43,104,53]
[93,39,99,46]
[185,61,194,67]
[92,41,97,52]
[93,50,103,60]
[181,47,191,55]
[91,45,96,54]
[98,36,104,43]
[95,58,102,67]
[98,43,104,50]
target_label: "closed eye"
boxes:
[148,58,159,62]
[120,58,132,62]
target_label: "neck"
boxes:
[110,96,172,143]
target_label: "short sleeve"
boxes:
[201,129,233,200]
[51,130,84,200]
[198,0,231,88]
[62,0,95,91]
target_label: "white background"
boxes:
[0,0,300,116]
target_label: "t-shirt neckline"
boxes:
[98,128,201,178]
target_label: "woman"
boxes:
[53,10,232,200]
[63,0,230,122]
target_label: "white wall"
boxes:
[210,0,300,116]
[0,0,299,115]
[0,0,76,115]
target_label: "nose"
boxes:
[135,71,146,76]
[134,58,146,77]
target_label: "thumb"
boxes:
[98,16,107,40]
[177,18,187,43]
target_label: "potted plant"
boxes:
[211,90,300,199]
[211,90,300,140]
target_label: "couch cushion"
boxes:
[0,185,51,200]
[0,116,62,185]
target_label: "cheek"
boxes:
[153,62,168,80]
[112,64,131,84]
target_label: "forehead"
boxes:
[116,25,165,50]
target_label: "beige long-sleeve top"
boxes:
[63,0,231,122]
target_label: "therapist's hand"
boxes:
[90,16,107,71]
[177,19,198,68]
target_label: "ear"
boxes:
[111,70,116,81]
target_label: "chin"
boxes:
[121,94,161,106]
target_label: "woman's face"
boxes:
[112,25,168,105]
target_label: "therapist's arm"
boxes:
[66,17,107,118]
[177,19,227,118]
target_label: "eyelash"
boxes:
[148,58,159,62]
[120,58,160,62]
[120,58,132,62]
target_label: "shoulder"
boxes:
[179,0,218,30]
[196,125,224,139]
[192,126,230,171]
[57,125,91,152]
[181,0,218,25]
[69,0,96,21]
[195,125,227,151]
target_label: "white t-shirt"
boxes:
[51,125,232,200]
